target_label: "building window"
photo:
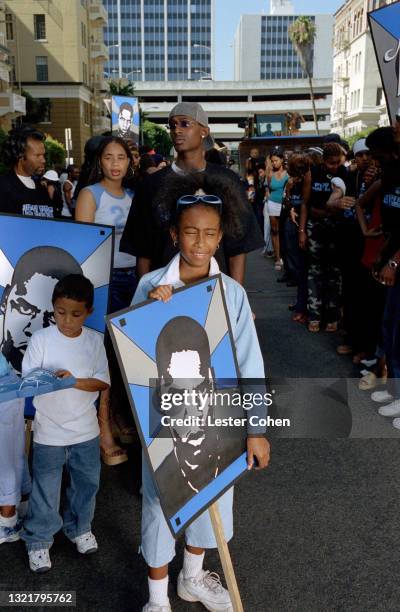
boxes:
[83,101,90,125]
[376,87,383,106]
[81,22,87,47]
[6,13,14,41]
[36,56,48,81]
[34,15,46,41]
[38,98,51,123]
[83,62,88,84]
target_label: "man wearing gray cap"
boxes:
[120,102,264,284]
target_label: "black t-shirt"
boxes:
[120,163,264,272]
[288,181,304,209]
[0,172,55,218]
[343,169,368,222]
[310,164,347,212]
[381,184,400,235]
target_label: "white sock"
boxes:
[0,512,17,528]
[148,576,169,606]
[18,500,29,519]
[183,548,205,579]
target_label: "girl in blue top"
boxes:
[132,173,270,612]
[76,136,137,466]
[265,148,288,270]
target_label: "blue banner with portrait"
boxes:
[0,214,114,413]
[111,95,140,144]
[107,275,249,538]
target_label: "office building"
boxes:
[331,0,396,137]
[5,0,109,164]
[103,0,214,81]
[234,0,333,82]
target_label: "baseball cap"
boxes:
[353,138,369,156]
[169,102,209,127]
[43,170,59,182]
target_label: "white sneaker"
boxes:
[142,603,171,612]
[0,524,21,544]
[392,418,400,430]
[72,531,98,554]
[28,548,51,573]
[178,569,233,612]
[378,400,400,417]
[371,390,393,404]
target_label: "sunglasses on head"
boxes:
[176,194,223,209]
[168,119,197,130]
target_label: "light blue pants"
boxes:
[0,398,31,506]
[141,456,234,568]
[22,436,100,551]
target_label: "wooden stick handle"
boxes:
[209,502,244,612]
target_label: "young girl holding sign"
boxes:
[132,173,270,612]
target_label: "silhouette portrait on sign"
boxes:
[0,246,82,371]
[152,316,242,519]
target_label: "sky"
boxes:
[215,0,343,80]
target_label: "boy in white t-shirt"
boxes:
[21,274,110,573]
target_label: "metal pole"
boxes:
[117,0,122,78]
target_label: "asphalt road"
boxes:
[1,251,399,612]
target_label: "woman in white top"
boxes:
[76,136,137,466]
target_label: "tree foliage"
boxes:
[347,127,376,149]
[142,120,172,157]
[288,16,316,75]
[108,79,136,97]
[44,134,66,168]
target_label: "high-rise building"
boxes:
[331,0,395,138]
[103,0,214,81]
[234,0,333,82]
[5,0,109,164]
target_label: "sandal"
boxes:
[308,321,320,333]
[358,371,388,391]
[358,372,377,391]
[292,312,307,324]
[325,322,338,333]
[100,443,128,466]
[337,344,353,356]
[274,259,283,271]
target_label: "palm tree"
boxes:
[108,79,136,97]
[289,16,319,135]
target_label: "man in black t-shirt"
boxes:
[120,102,264,284]
[0,127,54,218]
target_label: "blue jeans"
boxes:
[110,267,138,314]
[22,436,100,551]
[284,218,308,314]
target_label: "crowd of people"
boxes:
[1,98,400,611]
[243,126,400,433]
